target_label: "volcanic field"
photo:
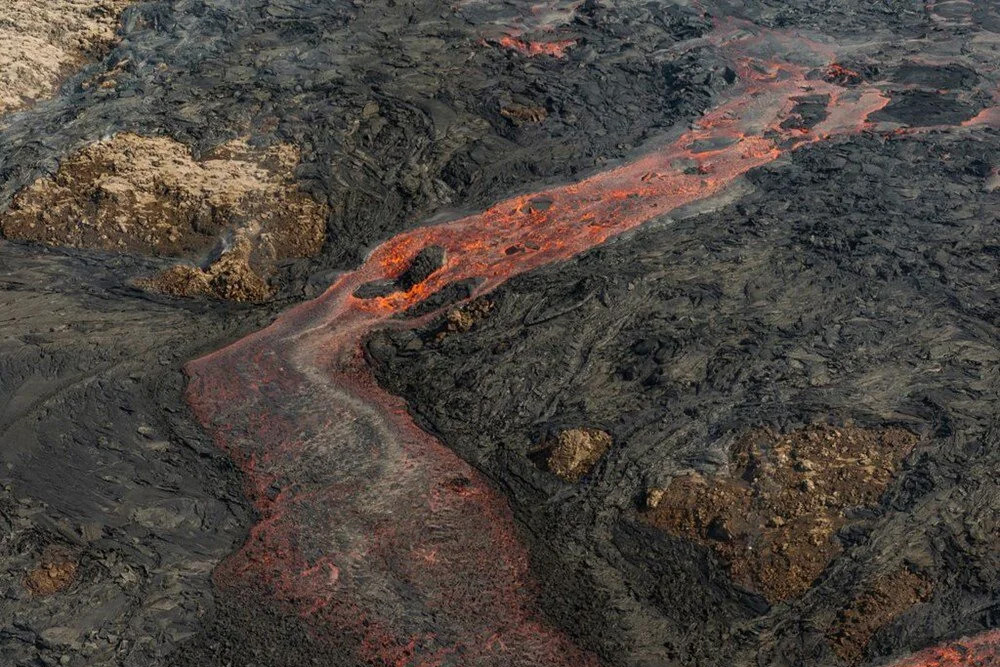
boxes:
[1,1,999,666]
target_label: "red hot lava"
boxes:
[184,22,997,667]
[887,630,1000,667]
[497,35,576,58]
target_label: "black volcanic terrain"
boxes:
[0,1,998,667]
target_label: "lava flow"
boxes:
[496,34,576,58]
[886,630,1000,667]
[184,23,996,667]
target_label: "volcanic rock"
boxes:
[829,567,934,664]
[544,428,613,483]
[1,133,326,261]
[140,237,273,303]
[2,0,1000,665]
[436,297,495,339]
[0,0,132,115]
[369,124,1000,665]
[644,425,918,601]
[396,245,447,291]
[501,102,548,125]
[354,245,447,299]
[24,547,78,597]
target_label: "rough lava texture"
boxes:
[142,236,275,302]
[644,425,919,602]
[2,133,324,257]
[23,546,80,597]
[544,428,614,483]
[831,567,934,665]
[1,133,327,301]
[0,0,999,666]
[0,1,723,663]
[0,245,255,666]
[0,0,132,115]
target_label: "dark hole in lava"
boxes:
[397,277,484,319]
[354,245,447,299]
[872,90,982,126]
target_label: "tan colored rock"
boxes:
[2,133,326,259]
[545,428,612,483]
[0,0,133,115]
[437,298,494,339]
[500,102,548,125]
[2,133,329,301]
[644,424,918,601]
[140,236,272,303]
[646,487,666,510]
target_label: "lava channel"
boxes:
[886,630,1000,667]
[184,23,997,667]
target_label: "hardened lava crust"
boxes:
[0,1,998,667]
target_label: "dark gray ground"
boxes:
[0,243,257,665]
[1,0,998,666]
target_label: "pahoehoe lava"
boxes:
[1,0,999,666]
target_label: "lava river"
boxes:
[184,22,999,667]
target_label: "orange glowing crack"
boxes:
[496,35,576,58]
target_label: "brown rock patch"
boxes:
[24,546,78,596]
[543,428,613,483]
[501,102,548,125]
[643,424,918,601]
[0,0,133,115]
[139,236,272,303]
[2,133,326,257]
[829,568,933,664]
[2,133,328,300]
[436,297,495,339]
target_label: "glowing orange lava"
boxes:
[497,35,576,58]
[184,20,998,667]
[887,630,1000,667]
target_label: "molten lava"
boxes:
[184,20,998,667]
[496,35,576,58]
[887,630,1000,667]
